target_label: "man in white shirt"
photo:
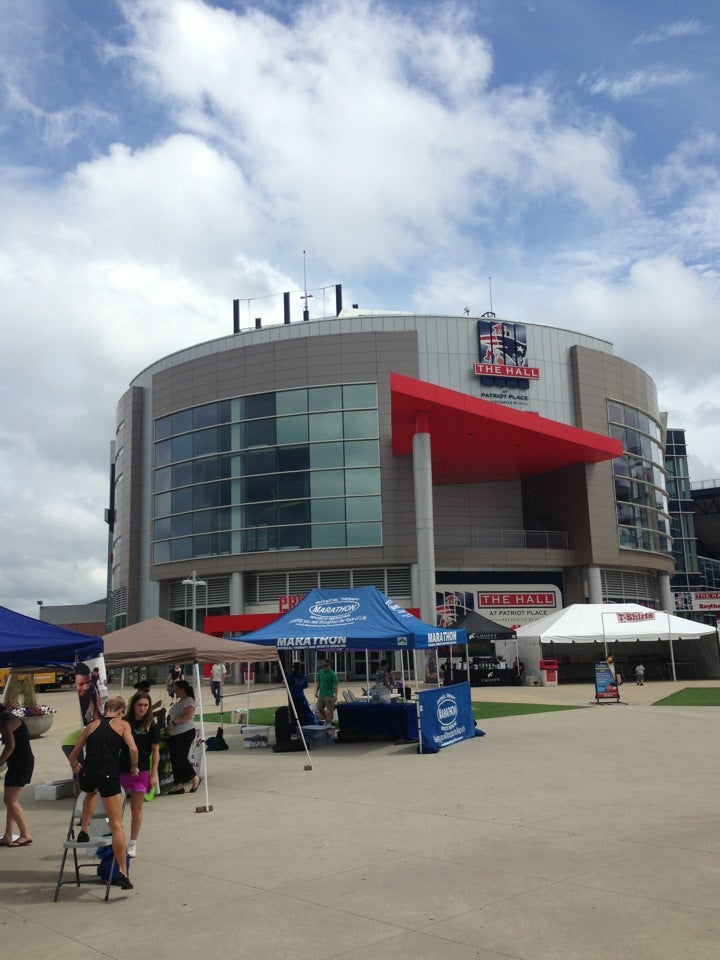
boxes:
[210,662,227,706]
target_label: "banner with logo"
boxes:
[417,682,476,753]
[594,662,620,703]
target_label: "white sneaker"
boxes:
[127,840,137,858]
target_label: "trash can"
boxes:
[538,659,558,686]
[242,665,255,684]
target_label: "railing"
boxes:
[691,479,720,491]
[435,529,569,550]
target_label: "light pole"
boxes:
[181,571,208,632]
[37,600,43,619]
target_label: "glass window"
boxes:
[278,500,310,525]
[276,415,308,445]
[346,496,381,521]
[278,446,310,472]
[244,392,275,419]
[172,410,193,435]
[309,386,342,411]
[279,472,310,499]
[171,514,193,537]
[194,428,218,457]
[192,535,213,558]
[154,492,171,518]
[155,416,174,441]
[155,440,172,468]
[277,388,307,414]
[193,404,218,429]
[311,471,344,497]
[193,458,218,484]
[171,537,193,562]
[244,449,277,476]
[244,475,278,503]
[153,540,171,563]
[193,510,215,534]
[311,498,345,522]
[343,410,377,439]
[279,525,311,549]
[309,412,343,441]
[312,523,346,548]
[244,501,277,527]
[310,442,343,469]
[347,522,382,546]
[155,467,172,493]
[173,462,193,487]
[154,518,171,539]
[170,488,192,513]
[244,418,276,448]
[345,440,379,467]
[343,383,377,409]
[171,434,193,463]
[607,401,624,424]
[346,468,381,496]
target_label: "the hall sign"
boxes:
[475,318,539,386]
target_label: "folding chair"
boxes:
[53,790,126,902]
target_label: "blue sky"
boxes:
[1,0,719,616]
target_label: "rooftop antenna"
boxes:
[488,276,493,315]
[301,250,313,321]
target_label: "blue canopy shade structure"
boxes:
[0,604,102,669]
[235,587,467,651]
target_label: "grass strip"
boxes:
[652,688,720,707]
[201,702,584,725]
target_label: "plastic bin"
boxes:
[242,725,269,748]
[538,659,558,686]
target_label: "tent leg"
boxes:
[193,660,212,813]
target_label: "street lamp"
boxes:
[181,571,207,632]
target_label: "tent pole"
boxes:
[277,658,313,769]
[193,659,212,813]
[667,611,677,682]
[413,650,423,754]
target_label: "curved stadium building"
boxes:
[111,299,679,677]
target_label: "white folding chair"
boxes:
[53,790,126,902]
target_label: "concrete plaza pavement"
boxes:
[1,678,719,959]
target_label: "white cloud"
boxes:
[0,0,719,615]
[633,19,710,46]
[582,67,694,100]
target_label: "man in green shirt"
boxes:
[315,659,339,726]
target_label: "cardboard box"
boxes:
[35,779,75,800]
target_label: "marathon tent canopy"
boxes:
[0,603,101,670]
[235,586,467,650]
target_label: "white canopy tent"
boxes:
[513,604,717,681]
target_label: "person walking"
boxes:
[166,664,184,701]
[210,661,227,707]
[166,679,200,794]
[635,663,645,686]
[0,702,34,847]
[119,691,160,858]
[315,659,339,727]
[67,696,137,890]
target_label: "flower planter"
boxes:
[24,714,54,739]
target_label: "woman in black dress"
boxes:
[0,702,35,847]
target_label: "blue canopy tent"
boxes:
[0,603,101,671]
[235,587,472,753]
